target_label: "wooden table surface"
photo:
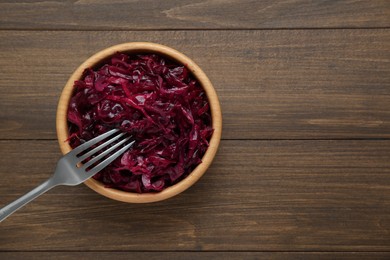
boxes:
[1,1,389,259]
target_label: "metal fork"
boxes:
[0,129,134,222]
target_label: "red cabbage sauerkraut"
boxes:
[67,53,213,193]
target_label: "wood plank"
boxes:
[0,30,389,140]
[0,140,389,251]
[1,252,390,260]
[0,0,389,30]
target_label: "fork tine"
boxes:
[81,136,132,170]
[86,141,135,176]
[77,132,126,162]
[69,129,119,156]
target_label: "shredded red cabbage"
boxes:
[67,53,213,193]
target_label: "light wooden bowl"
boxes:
[56,42,222,203]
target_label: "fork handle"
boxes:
[0,177,57,222]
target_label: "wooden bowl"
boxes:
[56,42,222,203]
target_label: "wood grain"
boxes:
[1,1,389,257]
[1,252,390,260]
[1,140,389,251]
[0,30,389,140]
[0,0,389,30]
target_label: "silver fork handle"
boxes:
[0,178,57,222]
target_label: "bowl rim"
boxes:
[56,42,222,203]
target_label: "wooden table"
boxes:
[1,1,389,259]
